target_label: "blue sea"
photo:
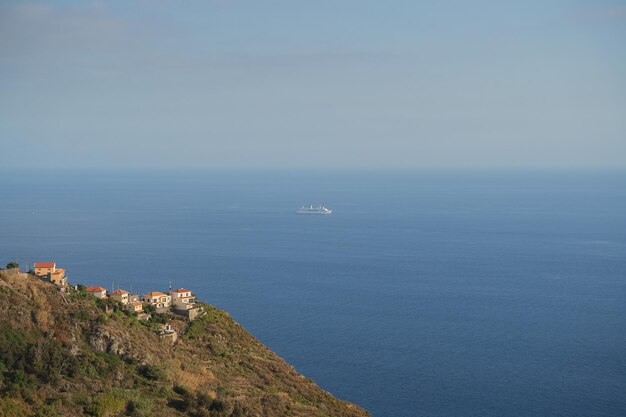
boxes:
[1,170,625,417]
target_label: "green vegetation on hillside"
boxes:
[0,269,369,417]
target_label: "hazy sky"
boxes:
[1,0,625,169]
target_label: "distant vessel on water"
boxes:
[296,205,332,215]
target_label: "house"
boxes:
[50,269,67,286]
[85,286,107,299]
[34,261,67,286]
[170,288,196,311]
[126,300,148,320]
[157,324,177,344]
[127,300,144,314]
[142,291,171,308]
[34,262,56,277]
[110,289,130,305]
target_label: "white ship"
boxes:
[296,205,332,215]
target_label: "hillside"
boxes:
[0,270,369,417]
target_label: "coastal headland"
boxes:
[0,266,369,417]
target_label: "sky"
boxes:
[1,0,625,170]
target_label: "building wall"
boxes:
[126,303,143,313]
[173,307,203,321]
[112,294,129,304]
[173,297,196,310]
[50,274,67,286]
[157,296,171,307]
[172,291,191,298]
[144,295,171,308]
[35,267,55,277]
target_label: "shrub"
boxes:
[71,310,90,321]
[167,389,228,417]
[173,384,190,396]
[0,397,30,417]
[4,369,29,391]
[151,313,167,324]
[32,403,62,417]
[85,392,126,417]
[0,328,29,371]
[138,364,164,381]
[126,399,148,416]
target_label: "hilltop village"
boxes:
[30,261,203,322]
[0,262,370,417]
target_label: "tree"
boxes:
[6,262,19,269]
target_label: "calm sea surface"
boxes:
[1,170,625,417]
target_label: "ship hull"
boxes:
[296,206,332,215]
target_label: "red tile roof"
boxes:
[144,291,167,297]
[86,286,107,293]
[34,262,55,268]
[51,269,65,275]
[110,289,129,295]
[171,288,191,293]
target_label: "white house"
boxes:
[170,288,196,310]
[127,300,144,314]
[110,289,130,305]
[142,291,171,308]
[85,286,107,299]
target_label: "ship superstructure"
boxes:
[296,205,332,215]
